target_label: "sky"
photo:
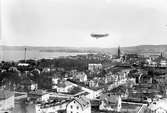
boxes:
[1,0,167,48]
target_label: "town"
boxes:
[1,47,167,113]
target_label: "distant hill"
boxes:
[0,45,117,54]
[121,45,167,56]
[1,45,167,56]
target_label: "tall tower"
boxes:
[160,52,163,58]
[24,48,27,62]
[118,46,121,58]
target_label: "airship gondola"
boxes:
[91,33,109,39]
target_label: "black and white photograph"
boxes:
[1,0,167,113]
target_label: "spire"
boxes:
[24,48,27,62]
[118,46,121,58]
[160,52,163,58]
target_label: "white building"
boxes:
[88,64,102,72]
[66,96,91,113]
[52,76,60,89]
[18,63,30,67]
[160,60,167,67]
[0,90,14,112]
[148,98,167,113]
[52,77,59,85]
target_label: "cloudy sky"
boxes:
[1,0,167,48]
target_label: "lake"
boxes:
[0,49,89,61]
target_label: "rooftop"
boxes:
[28,90,48,96]
[57,81,74,88]
[73,96,91,110]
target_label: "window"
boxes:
[153,102,156,104]
[71,105,73,109]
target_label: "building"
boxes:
[17,63,30,67]
[35,99,69,113]
[73,72,88,82]
[160,60,167,67]
[8,66,19,72]
[28,90,50,102]
[89,80,99,88]
[52,76,60,89]
[20,78,38,91]
[149,55,160,61]
[117,69,129,80]
[121,53,139,63]
[146,53,167,67]
[99,95,122,112]
[105,74,118,83]
[42,67,51,73]
[0,90,14,112]
[148,98,167,113]
[56,81,76,93]
[66,96,91,113]
[31,68,41,75]
[88,64,102,72]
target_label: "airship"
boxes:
[91,33,109,39]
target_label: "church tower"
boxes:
[118,46,121,58]
[160,52,163,58]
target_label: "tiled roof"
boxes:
[101,94,119,103]
[57,81,73,88]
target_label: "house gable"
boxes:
[66,100,83,113]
